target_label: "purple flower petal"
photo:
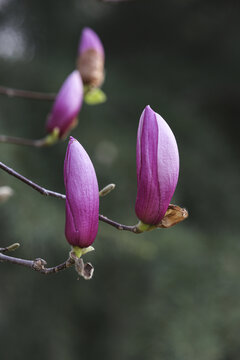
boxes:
[135,105,179,225]
[64,137,99,248]
[46,71,83,137]
[78,27,104,57]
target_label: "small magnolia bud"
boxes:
[77,27,105,88]
[0,186,14,203]
[46,71,83,138]
[135,106,179,225]
[64,137,99,249]
[99,183,116,197]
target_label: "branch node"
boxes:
[33,258,47,271]
[41,189,49,196]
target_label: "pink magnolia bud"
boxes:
[64,137,99,248]
[46,70,83,138]
[77,27,105,88]
[135,106,179,225]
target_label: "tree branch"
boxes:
[0,161,65,199]
[0,161,139,233]
[0,251,75,274]
[0,135,49,147]
[98,214,139,232]
[0,240,95,278]
[0,249,94,279]
[0,86,56,101]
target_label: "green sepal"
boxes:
[136,221,156,233]
[72,245,95,258]
[84,88,107,105]
[44,127,60,146]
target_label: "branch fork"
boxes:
[0,243,93,279]
[0,161,188,279]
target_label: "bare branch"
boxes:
[0,128,60,148]
[0,135,49,147]
[0,161,140,233]
[0,85,56,101]
[99,214,139,233]
[0,244,94,278]
[0,161,65,199]
[0,251,74,275]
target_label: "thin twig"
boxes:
[0,135,48,147]
[0,162,65,199]
[0,128,59,148]
[0,86,56,101]
[0,243,20,253]
[0,161,139,233]
[0,251,75,274]
[98,214,138,232]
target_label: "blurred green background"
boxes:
[0,0,240,359]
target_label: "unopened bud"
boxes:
[99,183,116,197]
[6,243,20,252]
[135,106,179,226]
[46,71,83,138]
[77,28,105,88]
[64,137,99,249]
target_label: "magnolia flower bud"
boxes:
[64,137,99,249]
[135,105,179,226]
[46,70,83,138]
[77,27,105,88]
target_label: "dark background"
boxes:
[0,0,240,359]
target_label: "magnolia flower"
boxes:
[135,105,180,226]
[64,137,99,249]
[77,27,105,88]
[46,70,83,138]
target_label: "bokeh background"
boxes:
[0,0,240,359]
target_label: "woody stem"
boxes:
[0,85,56,101]
[0,161,139,233]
